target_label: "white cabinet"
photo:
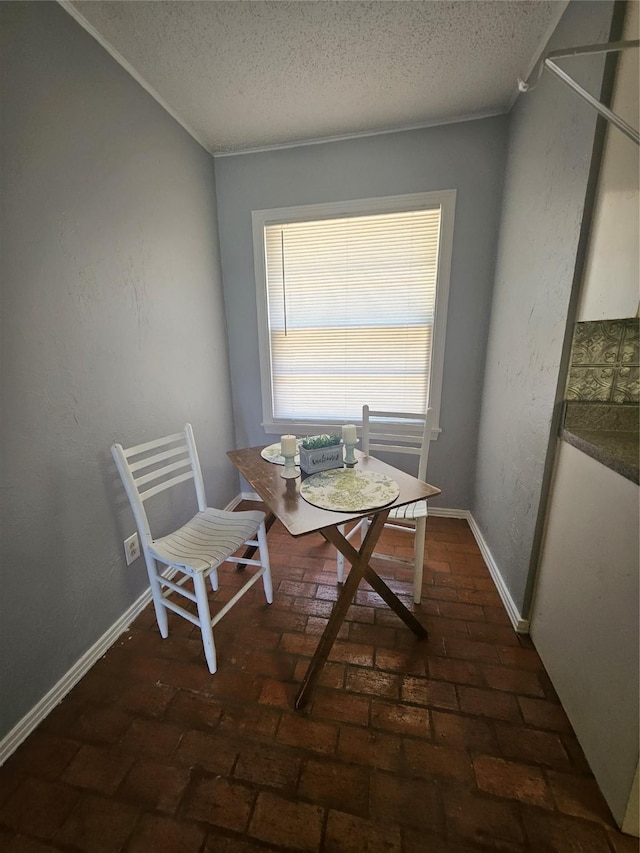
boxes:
[531,441,639,829]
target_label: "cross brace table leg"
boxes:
[294,510,428,710]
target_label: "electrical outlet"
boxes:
[123,533,140,566]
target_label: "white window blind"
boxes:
[263,208,442,423]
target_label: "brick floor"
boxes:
[0,508,634,852]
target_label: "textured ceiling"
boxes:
[64,0,567,155]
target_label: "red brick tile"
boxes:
[311,689,370,726]
[291,597,334,617]
[0,778,79,839]
[369,771,443,832]
[404,739,474,781]
[74,706,133,745]
[276,714,338,755]
[456,587,501,606]
[547,770,615,825]
[371,700,430,738]
[402,827,488,853]
[278,579,318,598]
[182,775,255,831]
[561,733,593,773]
[118,718,183,758]
[203,833,284,853]
[607,830,640,853]
[483,604,513,625]
[206,669,266,703]
[218,702,280,739]
[497,645,545,671]
[54,793,139,852]
[324,810,402,852]
[60,744,133,795]
[443,789,525,849]
[345,667,400,699]
[348,621,397,647]
[3,733,79,780]
[495,723,570,768]
[467,621,520,646]
[473,755,553,808]
[126,813,205,853]
[521,806,614,852]
[427,655,482,686]
[374,648,426,676]
[249,791,324,851]
[437,600,486,622]
[400,676,458,710]
[457,686,521,722]
[444,636,501,663]
[294,659,345,690]
[163,690,223,730]
[118,759,191,814]
[238,648,298,680]
[2,835,63,853]
[431,710,497,753]
[298,757,369,815]
[257,678,298,709]
[337,727,401,772]
[280,632,321,656]
[480,664,545,697]
[173,729,237,775]
[423,615,470,639]
[234,742,301,791]
[518,696,572,732]
[328,640,374,667]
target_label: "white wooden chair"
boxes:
[111,423,272,674]
[337,406,433,604]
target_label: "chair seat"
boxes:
[150,508,265,573]
[388,500,428,522]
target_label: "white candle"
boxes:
[342,424,357,445]
[280,434,297,457]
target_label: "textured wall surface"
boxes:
[472,0,614,615]
[215,118,508,510]
[0,2,234,740]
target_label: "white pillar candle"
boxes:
[280,434,297,457]
[342,424,357,445]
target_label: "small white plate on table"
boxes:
[261,439,303,466]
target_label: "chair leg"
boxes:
[145,554,169,638]
[413,517,427,604]
[336,525,345,583]
[257,522,273,604]
[193,572,217,674]
[209,568,219,592]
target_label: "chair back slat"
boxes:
[362,405,432,481]
[122,431,185,458]
[139,470,194,502]
[111,424,206,544]
[128,443,189,474]
[136,457,193,489]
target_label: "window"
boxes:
[252,191,455,435]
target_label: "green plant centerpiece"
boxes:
[299,433,344,474]
[300,433,342,450]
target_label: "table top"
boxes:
[228,446,441,538]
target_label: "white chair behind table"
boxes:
[336,406,433,604]
[111,423,273,674]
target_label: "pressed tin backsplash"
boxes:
[566,318,639,403]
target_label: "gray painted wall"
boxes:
[472,0,614,616]
[0,2,235,739]
[214,119,508,509]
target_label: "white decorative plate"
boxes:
[261,440,302,465]
[300,468,400,512]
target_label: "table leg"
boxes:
[236,512,276,571]
[294,510,427,710]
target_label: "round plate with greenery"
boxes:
[300,468,400,512]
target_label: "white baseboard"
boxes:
[466,512,530,634]
[0,583,155,766]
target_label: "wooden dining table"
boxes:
[227,446,441,710]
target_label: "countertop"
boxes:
[561,402,639,485]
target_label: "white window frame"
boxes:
[252,190,456,438]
